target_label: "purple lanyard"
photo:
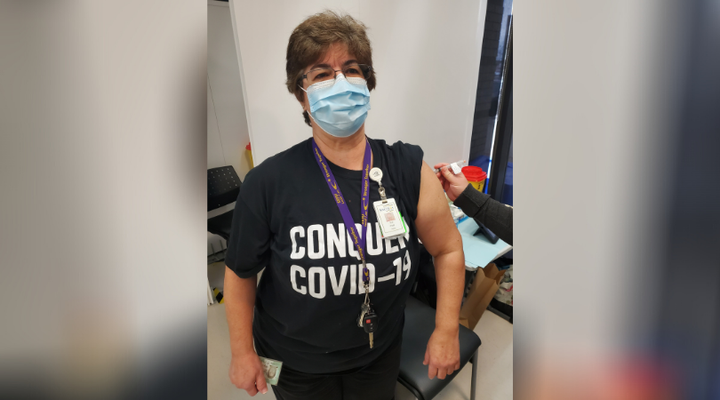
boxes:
[311,138,371,284]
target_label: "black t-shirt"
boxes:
[226,137,424,374]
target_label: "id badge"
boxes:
[259,356,283,386]
[373,198,407,239]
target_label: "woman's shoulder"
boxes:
[368,137,424,218]
[248,139,312,175]
[369,138,424,166]
[244,139,312,180]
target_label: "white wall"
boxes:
[208,1,251,178]
[229,0,487,166]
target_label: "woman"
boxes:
[224,11,465,400]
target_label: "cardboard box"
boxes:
[459,263,506,330]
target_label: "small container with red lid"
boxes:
[461,166,487,192]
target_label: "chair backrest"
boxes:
[208,166,241,211]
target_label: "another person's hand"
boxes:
[229,352,268,396]
[433,163,469,202]
[423,327,461,379]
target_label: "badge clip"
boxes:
[369,167,388,203]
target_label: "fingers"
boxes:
[433,162,449,170]
[425,335,461,380]
[245,385,258,396]
[255,371,268,395]
[435,166,453,191]
[435,166,448,184]
[236,379,259,396]
[426,357,460,380]
[426,357,459,380]
[229,369,257,395]
[228,356,268,397]
[428,366,459,380]
[437,368,447,380]
[439,165,464,183]
[439,166,456,179]
[428,366,457,380]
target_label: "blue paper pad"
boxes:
[457,218,512,270]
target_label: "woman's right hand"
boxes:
[433,163,470,202]
[229,352,268,396]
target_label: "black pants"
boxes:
[270,337,401,400]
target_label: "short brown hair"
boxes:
[286,11,376,126]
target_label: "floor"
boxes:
[207,263,513,400]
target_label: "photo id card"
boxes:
[373,198,407,238]
[259,356,283,386]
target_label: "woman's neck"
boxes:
[312,126,369,170]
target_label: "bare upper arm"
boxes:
[414,162,463,257]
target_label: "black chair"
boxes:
[398,296,482,400]
[207,166,241,241]
[207,166,241,304]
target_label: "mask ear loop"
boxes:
[297,77,312,124]
[307,109,317,125]
[297,84,315,125]
[298,76,337,116]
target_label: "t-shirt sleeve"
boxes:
[389,141,424,221]
[224,169,272,278]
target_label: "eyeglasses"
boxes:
[301,63,372,85]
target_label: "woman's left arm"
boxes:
[414,161,465,380]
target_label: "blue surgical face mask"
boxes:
[302,74,371,138]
